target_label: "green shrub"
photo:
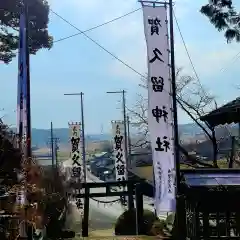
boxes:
[165,213,175,232]
[115,208,160,236]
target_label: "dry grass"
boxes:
[74,235,158,240]
[133,159,230,183]
[72,228,155,239]
[74,237,157,240]
[132,165,194,183]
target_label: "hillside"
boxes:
[15,123,238,148]
[30,128,111,147]
[28,124,199,147]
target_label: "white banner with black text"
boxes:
[111,121,127,188]
[69,122,84,213]
[142,4,176,213]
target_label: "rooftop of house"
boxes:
[200,97,240,127]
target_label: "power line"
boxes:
[173,10,206,93]
[49,7,198,100]
[49,6,208,138]
[8,6,140,59]
[174,9,240,81]
[53,8,141,44]
[219,51,240,73]
[173,10,234,141]
[50,8,146,78]
[48,5,220,133]
[51,7,176,101]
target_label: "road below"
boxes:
[86,172,126,230]
[67,200,118,232]
[62,160,125,232]
[62,159,166,233]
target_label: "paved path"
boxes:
[62,160,125,231]
[62,159,166,233]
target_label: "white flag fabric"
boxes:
[111,121,127,184]
[69,122,84,180]
[69,122,84,213]
[142,4,176,213]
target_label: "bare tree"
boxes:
[128,67,219,167]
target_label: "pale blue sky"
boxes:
[1,0,240,134]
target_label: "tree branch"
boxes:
[129,67,218,168]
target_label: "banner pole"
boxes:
[169,0,182,238]
[25,0,32,160]
[80,92,87,183]
[51,121,54,167]
[169,0,180,199]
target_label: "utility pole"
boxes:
[127,116,132,167]
[50,121,54,167]
[55,139,59,166]
[47,135,59,167]
[64,92,87,183]
[106,90,134,209]
[20,1,31,239]
[25,0,31,161]
[169,0,182,238]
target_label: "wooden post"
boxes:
[135,183,143,235]
[176,195,187,240]
[128,182,134,210]
[82,185,89,237]
[229,136,235,168]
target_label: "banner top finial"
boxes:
[138,0,169,6]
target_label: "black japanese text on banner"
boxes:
[69,122,84,210]
[111,121,127,189]
[142,5,176,213]
[69,123,82,175]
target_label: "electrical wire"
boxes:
[7,6,141,59]
[18,3,229,143]
[219,51,240,73]
[174,9,239,88]
[173,10,206,95]
[49,8,146,79]
[49,8,182,125]
[53,8,141,44]
[49,6,213,132]
[10,4,171,98]
[173,10,232,137]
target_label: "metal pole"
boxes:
[122,91,134,209]
[25,0,31,160]
[238,123,240,146]
[21,1,30,238]
[106,90,134,208]
[51,121,54,167]
[127,116,132,167]
[55,138,59,166]
[64,92,87,183]
[122,90,129,175]
[80,92,87,183]
[169,0,181,237]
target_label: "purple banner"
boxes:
[17,9,28,151]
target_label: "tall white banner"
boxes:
[111,121,127,185]
[142,4,176,213]
[69,122,84,213]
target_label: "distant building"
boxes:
[89,152,114,180]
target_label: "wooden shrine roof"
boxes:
[200,97,240,127]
